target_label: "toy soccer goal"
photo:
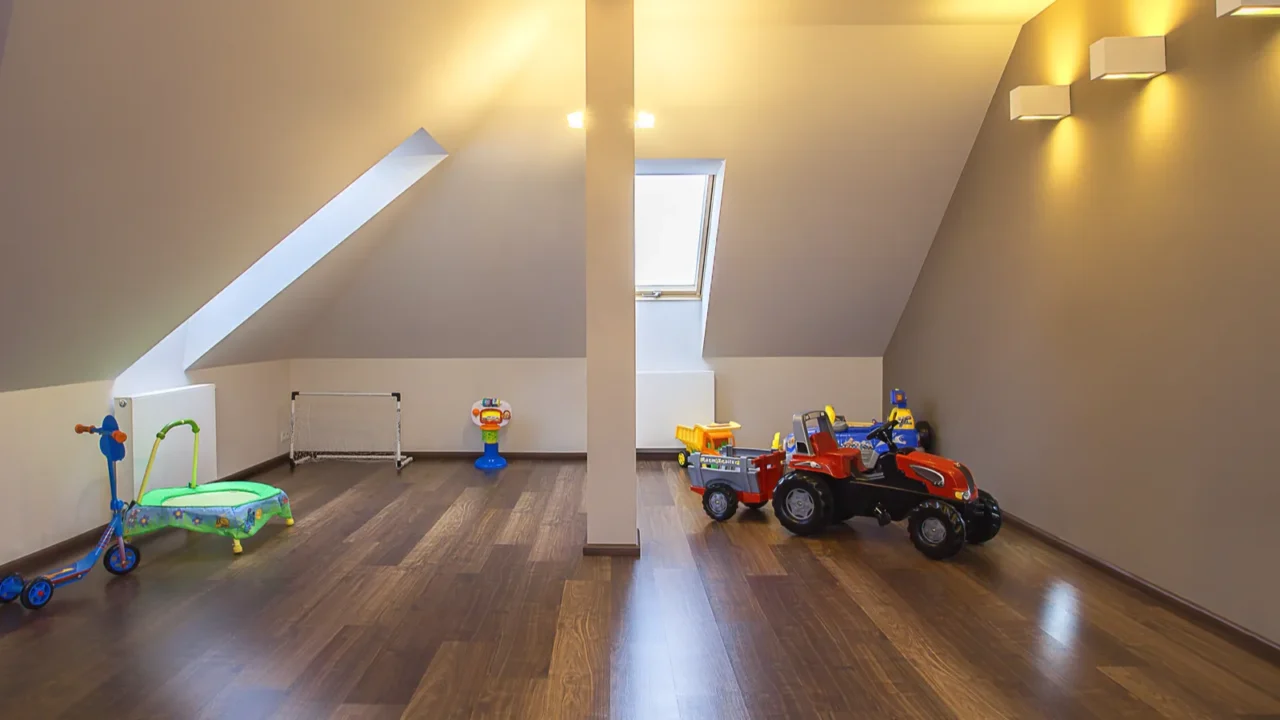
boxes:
[289,391,412,470]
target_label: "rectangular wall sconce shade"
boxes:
[1090,36,1166,80]
[1218,0,1280,16]
[1010,85,1071,121]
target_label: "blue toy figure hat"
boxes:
[890,388,908,409]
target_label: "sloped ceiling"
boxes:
[0,0,556,392]
[647,23,1023,356]
[3,0,1056,379]
[207,0,1037,363]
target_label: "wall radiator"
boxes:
[113,384,218,501]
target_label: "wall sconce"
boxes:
[566,111,655,129]
[1010,85,1072,121]
[1090,36,1167,80]
[1218,0,1280,16]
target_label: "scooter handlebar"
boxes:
[74,425,127,443]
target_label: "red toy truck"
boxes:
[772,410,1001,559]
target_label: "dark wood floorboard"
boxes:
[1,458,1277,719]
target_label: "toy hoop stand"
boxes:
[471,398,512,471]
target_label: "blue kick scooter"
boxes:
[0,415,142,610]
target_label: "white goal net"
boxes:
[289,391,412,470]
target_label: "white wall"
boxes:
[709,357,883,448]
[0,381,114,564]
[189,361,292,476]
[637,298,884,449]
[289,358,587,453]
[636,300,710,372]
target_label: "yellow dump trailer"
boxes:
[674,421,741,468]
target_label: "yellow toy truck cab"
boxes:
[674,422,741,468]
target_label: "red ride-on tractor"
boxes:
[772,410,1001,559]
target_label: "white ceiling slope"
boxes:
[205,4,1026,363]
[0,0,556,392]
[203,1,587,365]
[652,23,1023,356]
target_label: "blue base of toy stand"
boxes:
[475,442,507,471]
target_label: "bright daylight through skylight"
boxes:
[635,174,712,295]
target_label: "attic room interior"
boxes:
[1,0,1278,717]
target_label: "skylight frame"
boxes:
[634,172,716,299]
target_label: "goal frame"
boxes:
[289,391,413,471]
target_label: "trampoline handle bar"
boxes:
[75,423,94,434]
[137,419,202,502]
[156,418,201,439]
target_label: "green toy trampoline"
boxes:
[124,419,293,554]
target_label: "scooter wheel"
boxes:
[103,542,142,575]
[20,576,54,610]
[0,573,23,604]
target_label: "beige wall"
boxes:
[885,0,1280,643]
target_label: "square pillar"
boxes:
[583,0,638,552]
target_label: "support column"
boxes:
[583,0,637,553]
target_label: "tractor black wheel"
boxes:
[916,421,935,453]
[772,472,834,536]
[743,501,767,510]
[676,451,690,468]
[966,490,1002,544]
[702,484,739,522]
[908,500,966,560]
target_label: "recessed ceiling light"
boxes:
[567,111,584,129]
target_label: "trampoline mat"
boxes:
[159,490,260,508]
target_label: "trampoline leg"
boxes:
[232,538,243,555]
[286,517,295,527]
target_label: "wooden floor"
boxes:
[1,459,1277,719]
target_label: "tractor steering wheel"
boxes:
[867,419,899,452]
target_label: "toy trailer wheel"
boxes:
[677,451,689,468]
[965,490,1002,545]
[771,472,834,536]
[702,484,739,521]
[908,501,966,560]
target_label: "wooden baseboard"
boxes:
[1004,512,1280,666]
[220,453,289,481]
[0,454,291,578]
[407,451,587,461]
[583,529,641,557]
[637,449,681,460]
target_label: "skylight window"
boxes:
[635,173,713,297]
